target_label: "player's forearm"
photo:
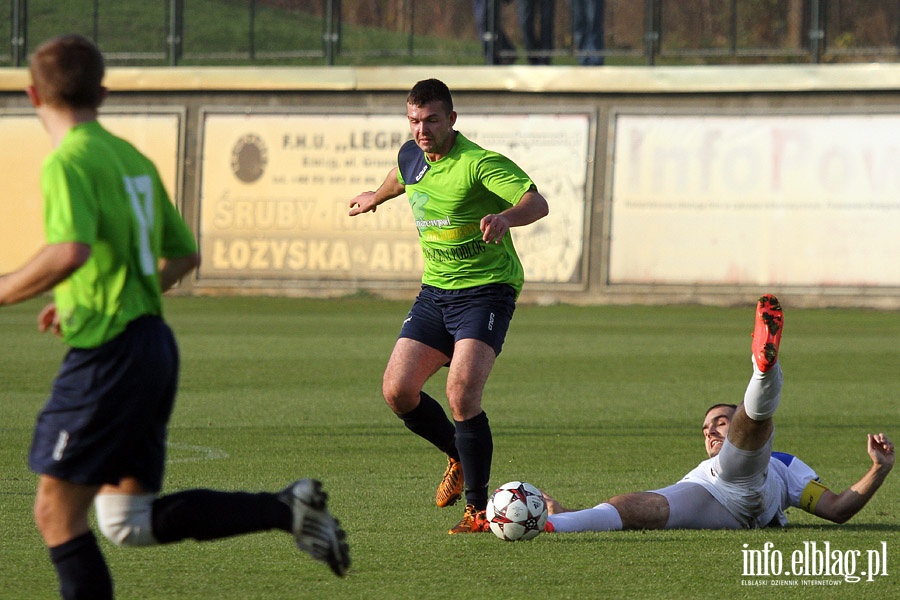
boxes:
[501,190,549,227]
[372,168,405,205]
[159,253,200,293]
[848,462,893,502]
[350,169,404,216]
[0,243,89,306]
[827,463,892,523]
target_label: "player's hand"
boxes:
[480,213,509,244]
[868,433,895,469]
[349,191,378,216]
[37,303,61,336]
[540,490,568,515]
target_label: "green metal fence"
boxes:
[5,0,899,67]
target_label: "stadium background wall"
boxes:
[2,64,900,309]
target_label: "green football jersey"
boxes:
[42,121,197,348]
[396,132,535,295]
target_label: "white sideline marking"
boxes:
[166,442,229,463]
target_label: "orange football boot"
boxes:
[448,504,489,534]
[752,294,784,372]
[436,457,464,508]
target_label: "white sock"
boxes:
[548,502,623,532]
[743,358,783,421]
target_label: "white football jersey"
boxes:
[681,451,820,528]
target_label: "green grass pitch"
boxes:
[1,295,898,598]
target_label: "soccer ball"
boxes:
[486,481,548,541]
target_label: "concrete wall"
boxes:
[3,64,900,307]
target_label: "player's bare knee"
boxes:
[32,495,80,539]
[33,498,53,534]
[609,492,669,529]
[94,494,158,547]
[383,386,420,414]
[381,379,401,406]
[384,393,409,414]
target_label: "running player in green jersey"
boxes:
[0,35,348,598]
[349,78,549,534]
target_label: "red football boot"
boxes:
[752,294,783,372]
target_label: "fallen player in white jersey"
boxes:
[544,295,894,532]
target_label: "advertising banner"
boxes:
[198,110,591,287]
[0,112,182,272]
[609,112,900,287]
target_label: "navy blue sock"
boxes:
[398,392,459,458]
[49,531,113,600]
[455,411,493,510]
[151,490,291,544]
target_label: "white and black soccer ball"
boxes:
[486,481,548,541]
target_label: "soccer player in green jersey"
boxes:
[0,35,348,598]
[349,78,549,533]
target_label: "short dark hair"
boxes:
[705,403,738,416]
[30,34,105,109]
[407,78,453,114]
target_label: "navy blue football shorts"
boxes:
[28,315,179,493]
[399,283,517,359]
